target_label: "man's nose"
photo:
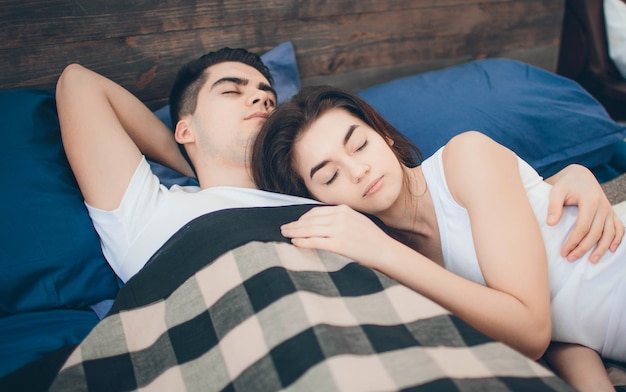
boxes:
[250,90,271,110]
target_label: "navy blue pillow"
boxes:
[0,89,119,316]
[358,59,626,178]
[0,309,99,377]
[260,41,301,105]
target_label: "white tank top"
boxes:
[421,147,626,361]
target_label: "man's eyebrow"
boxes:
[211,77,247,89]
[309,124,358,179]
[258,82,277,100]
[210,77,277,99]
[258,82,275,93]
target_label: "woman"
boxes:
[251,85,626,391]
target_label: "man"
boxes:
[56,47,623,283]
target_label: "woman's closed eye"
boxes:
[320,140,367,185]
[324,171,338,185]
[355,140,368,152]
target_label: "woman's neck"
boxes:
[378,165,443,264]
[377,166,429,232]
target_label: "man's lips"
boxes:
[363,175,383,197]
[245,112,269,120]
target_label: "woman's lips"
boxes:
[363,175,383,197]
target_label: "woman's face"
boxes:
[293,108,405,215]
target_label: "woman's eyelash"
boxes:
[356,140,368,151]
[325,172,338,185]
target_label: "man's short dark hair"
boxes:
[169,47,273,128]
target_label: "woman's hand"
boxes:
[280,205,397,270]
[546,164,624,263]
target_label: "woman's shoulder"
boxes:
[443,131,519,204]
[445,131,497,154]
[442,131,507,173]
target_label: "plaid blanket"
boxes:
[50,206,572,391]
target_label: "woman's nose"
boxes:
[350,162,370,183]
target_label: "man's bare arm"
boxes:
[56,64,194,210]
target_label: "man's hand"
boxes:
[546,165,624,263]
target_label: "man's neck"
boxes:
[196,163,257,190]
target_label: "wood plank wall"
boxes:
[2,0,564,109]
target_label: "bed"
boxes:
[2,1,626,391]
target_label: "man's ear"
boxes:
[174,117,195,144]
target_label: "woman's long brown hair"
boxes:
[250,85,423,200]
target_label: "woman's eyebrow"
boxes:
[343,125,358,145]
[310,160,330,179]
[309,124,358,179]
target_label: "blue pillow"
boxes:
[0,89,120,316]
[0,309,99,377]
[358,59,626,178]
[260,41,301,105]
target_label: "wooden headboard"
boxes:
[3,0,564,110]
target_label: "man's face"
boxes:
[188,61,277,166]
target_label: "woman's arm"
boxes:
[282,202,551,359]
[545,165,623,263]
[434,131,552,359]
[282,133,552,359]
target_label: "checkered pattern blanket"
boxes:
[50,206,572,391]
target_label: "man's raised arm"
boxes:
[56,64,194,211]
